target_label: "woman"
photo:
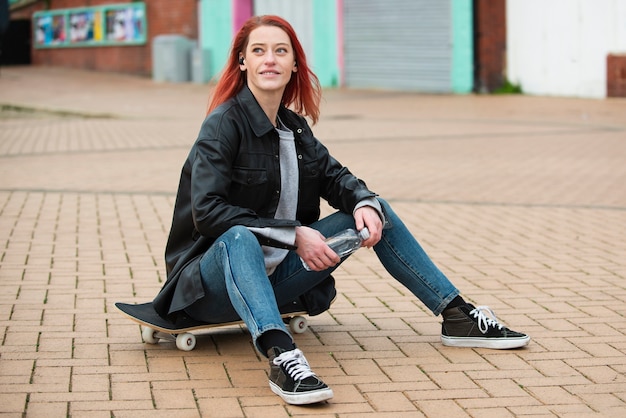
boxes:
[152,15,529,405]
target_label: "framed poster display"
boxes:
[34,2,146,48]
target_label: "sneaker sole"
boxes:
[269,381,334,405]
[441,335,530,349]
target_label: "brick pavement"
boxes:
[1,66,625,417]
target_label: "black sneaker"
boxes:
[441,304,530,349]
[268,347,334,405]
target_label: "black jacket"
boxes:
[153,86,377,319]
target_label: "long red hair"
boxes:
[206,15,322,124]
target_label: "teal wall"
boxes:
[451,0,473,93]
[200,0,235,80]
[312,0,340,87]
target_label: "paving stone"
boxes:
[1,66,625,416]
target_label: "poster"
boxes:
[69,10,98,43]
[105,5,144,42]
[35,14,66,46]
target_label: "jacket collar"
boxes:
[236,85,282,138]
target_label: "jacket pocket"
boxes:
[232,167,268,186]
[230,167,270,211]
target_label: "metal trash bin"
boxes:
[191,47,211,84]
[152,35,191,83]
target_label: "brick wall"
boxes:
[607,54,626,98]
[473,0,506,93]
[11,0,198,76]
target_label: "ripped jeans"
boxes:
[185,198,459,354]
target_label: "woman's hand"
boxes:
[354,206,383,248]
[295,226,340,271]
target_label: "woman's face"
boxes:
[240,25,297,99]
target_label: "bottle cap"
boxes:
[359,228,370,240]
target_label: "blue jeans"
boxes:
[185,198,459,354]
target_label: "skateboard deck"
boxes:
[115,301,309,351]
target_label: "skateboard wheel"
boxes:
[289,316,308,334]
[142,327,159,344]
[176,333,196,351]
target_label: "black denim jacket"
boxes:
[153,85,376,319]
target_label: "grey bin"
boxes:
[152,35,192,83]
[191,47,211,84]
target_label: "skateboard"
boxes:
[115,301,310,351]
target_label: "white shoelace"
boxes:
[273,348,316,381]
[470,306,504,334]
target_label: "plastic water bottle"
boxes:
[301,228,370,271]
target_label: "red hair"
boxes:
[206,15,322,124]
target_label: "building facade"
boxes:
[506,0,626,99]
[6,0,480,93]
[8,0,198,76]
[7,0,623,97]
[201,0,474,93]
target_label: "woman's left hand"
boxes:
[295,226,341,271]
[354,206,383,248]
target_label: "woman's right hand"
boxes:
[295,226,341,271]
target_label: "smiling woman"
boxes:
[148,14,529,407]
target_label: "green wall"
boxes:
[451,0,473,93]
[200,0,234,80]
[312,0,340,87]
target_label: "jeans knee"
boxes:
[221,225,264,258]
[225,225,255,242]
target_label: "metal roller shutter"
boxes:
[343,0,451,92]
